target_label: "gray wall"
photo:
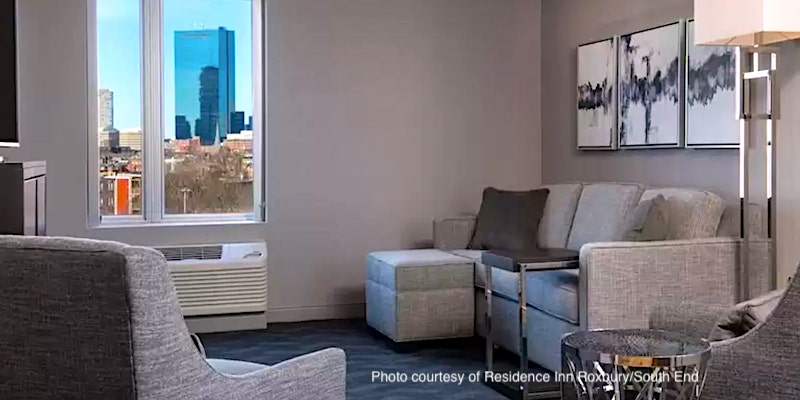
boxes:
[541,0,738,201]
[1,0,542,321]
[541,0,800,285]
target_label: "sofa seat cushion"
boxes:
[639,188,725,239]
[567,183,644,251]
[449,249,484,262]
[473,261,579,324]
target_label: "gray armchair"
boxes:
[0,236,346,400]
[650,266,800,400]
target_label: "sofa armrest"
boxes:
[579,237,771,330]
[433,216,476,250]
[649,302,730,339]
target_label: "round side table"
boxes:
[561,329,712,400]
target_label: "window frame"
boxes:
[87,0,266,227]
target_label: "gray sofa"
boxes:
[430,182,771,372]
[0,235,347,400]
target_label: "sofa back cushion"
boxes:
[538,184,583,249]
[639,188,725,239]
[566,183,644,251]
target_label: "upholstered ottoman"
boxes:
[366,249,475,342]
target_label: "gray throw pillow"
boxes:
[468,187,549,251]
[707,289,785,341]
[622,194,669,241]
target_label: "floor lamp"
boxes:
[695,0,800,301]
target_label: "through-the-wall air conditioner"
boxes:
[153,241,267,333]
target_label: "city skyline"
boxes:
[97,0,253,138]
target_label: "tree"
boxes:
[164,146,253,214]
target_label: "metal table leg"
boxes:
[484,263,562,400]
[519,265,529,398]
[485,263,493,372]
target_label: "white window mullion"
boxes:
[86,0,101,227]
[142,0,164,223]
[252,0,266,222]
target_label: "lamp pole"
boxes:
[737,46,780,301]
[180,188,191,214]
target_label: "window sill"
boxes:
[90,219,266,230]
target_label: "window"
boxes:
[91,0,264,225]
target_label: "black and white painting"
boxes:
[577,38,616,149]
[618,22,683,148]
[686,20,738,147]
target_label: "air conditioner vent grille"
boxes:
[156,245,223,261]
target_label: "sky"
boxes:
[97,0,253,138]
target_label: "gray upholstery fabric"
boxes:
[566,183,643,251]
[448,249,484,261]
[538,184,583,249]
[0,246,136,399]
[621,194,670,241]
[366,250,473,291]
[426,183,770,374]
[650,302,731,339]
[433,216,476,250]
[0,235,347,400]
[650,266,800,400]
[366,250,474,342]
[707,289,784,341]
[580,237,772,330]
[639,187,725,239]
[717,202,765,238]
[474,289,580,372]
[473,261,579,324]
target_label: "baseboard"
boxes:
[266,303,365,323]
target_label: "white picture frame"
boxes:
[577,37,618,150]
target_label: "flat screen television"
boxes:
[0,0,17,148]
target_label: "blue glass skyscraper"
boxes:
[174,28,235,145]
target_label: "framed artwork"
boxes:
[577,37,617,150]
[618,21,684,148]
[685,20,739,148]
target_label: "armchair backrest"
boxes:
[0,236,137,399]
[0,235,207,400]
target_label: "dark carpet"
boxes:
[200,319,532,399]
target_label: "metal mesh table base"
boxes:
[561,330,711,400]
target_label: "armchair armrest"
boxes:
[649,302,729,339]
[579,237,771,331]
[433,216,476,250]
[216,348,347,400]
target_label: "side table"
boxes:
[481,248,580,400]
[561,329,712,400]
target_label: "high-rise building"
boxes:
[174,27,235,146]
[175,115,191,140]
[99,127,120,149]
[98,89,114,130]
[231,111,245,134]
[118,128,142,151]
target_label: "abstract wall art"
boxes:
[618,22,684,148]
[685,20,739,148]
[577,37,617,150]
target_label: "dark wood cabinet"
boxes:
[0,162,46,236]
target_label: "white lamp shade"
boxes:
[695,0,800,46]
